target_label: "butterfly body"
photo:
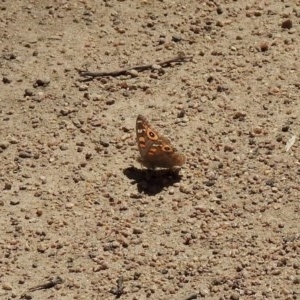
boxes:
[136,114,185,169]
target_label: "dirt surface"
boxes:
[1,1,300,299]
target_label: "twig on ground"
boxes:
[77,54,193,81]
[20,276,63,298]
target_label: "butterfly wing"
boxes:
[136,115,185,169]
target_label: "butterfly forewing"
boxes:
[136,114,185,169]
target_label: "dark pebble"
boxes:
[100,139,110,147]
[281,19,293,29]
[24,89,34,97]
[216,6,223,14]
[4,182,12,190]
[10,199,20,205]
[34,78,50,88]
[3,76,12,84]
[106,99,115,105]
[19,151,32,158]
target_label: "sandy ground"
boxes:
[1,1,300,299]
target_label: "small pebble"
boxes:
[281,19,293,29]
[4,182,12,190]
[151,64,162,70]
[216,6,223,14]
[260,41,269,52]
[169,188,175,195]
[65,202,74,209]
[10,199,20,205]
[2,76,12,84]
[2,283,13,291]
[172,35,182,42]
[24,89,34,97]
[19,151,32,158]
[37,243,48,253]
[133,227,143,234]
[78,84,88,91]
[106,99,115,105]
[36,209,43,217]
[34,77,50,87]
[0,141,9,149]
[39,176,47,184]
[60,144,69,151]
[100,139,110,147]
[128,69,139,77]
[230,293,240,300]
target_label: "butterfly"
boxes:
[136,114,186,169]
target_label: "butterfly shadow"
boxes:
[123,166,183,196]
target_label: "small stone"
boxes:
[2,76,12,84]
[78,84,88,91]
[85,153,92,160]
[121,126,131,133]
[90,118,102,127]
[19,151,32,158]
[216,20,224,27]
[266,179,275,187]
[260,41,269,52]
[253,127,263,135]
[281,19,293,29]
[230,293,239,300]
[204,180,215,187]
[181,116,189,123]
[37,243,48,253]
[65,202,74,209]
[24,89,34,97]
[116,27,126,34]
[177,110,185,118]
[152,64,162,70]
[233,111,246,120]
[99,261,109,270]
[128,69,139,77]
[60,108,70,116]
[10,199,20,205]
[224,145,234,152]
[172,35,182,42]
[293,277,300,284]
[100,139,110,147]
[39,176,47,184]
[121,133,130,141]
[60,144,69,151]
[179,185,191,194]
[34,191,42,197]
[0,141,9,149]
[216,6,223,14]
[47,138,59,148]
[2,282,13,291]
[4,182,12,190]
[293,262,300,269]
[169,188,175,195]
[133,227,143,234]
[10,137,19,144]
[106,99,115,105]
[271,269,281,275]
[73,119,82,128]
[34,77,50,87]
[36,209,43,217]
[130,193,142,199]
